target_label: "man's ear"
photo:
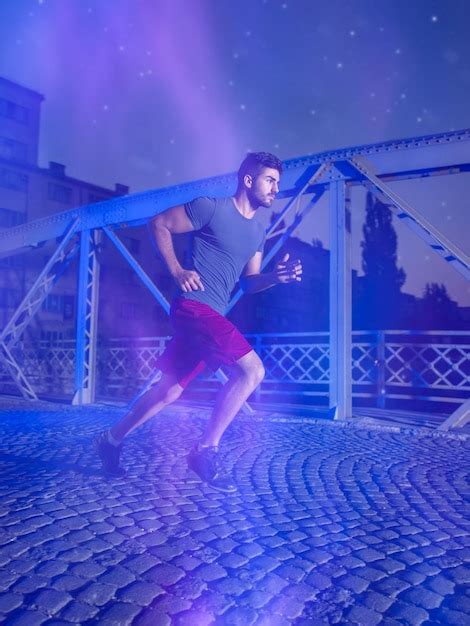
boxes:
[244,174,253,188]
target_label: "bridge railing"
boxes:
[0,330,468,409]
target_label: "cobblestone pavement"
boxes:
[0,398,469,625]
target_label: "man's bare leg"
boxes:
[110,373,184,442]
[200,350,265,448]
[187,350,264,492]
[95,373,184,475]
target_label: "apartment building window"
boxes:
[48,183,72,203]
[0,136,28,162]
[42,294,64,314]
[0,254,24,268]
[40,330,64,342]
[0,168,28,192]
[0,207,26,228]
[0,98,29,125]
[0,288,20,308]
[64,295,74,320]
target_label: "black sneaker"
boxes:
[187,445,236,493]
[94,431,125,477]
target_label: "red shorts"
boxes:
[155,297,253,389]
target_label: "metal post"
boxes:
[329,177,352,419]
[73,229,101,405]
[376,330,386,408]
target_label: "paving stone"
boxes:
[5,609,49,625]
[446,594,470,613]
[399,569,427,585]
[400,586,444,609]
[374,557,407,574]
[8,558,37,575]
[445,565,470,584]
[274,563,306,583]
[75,582,116,606]
[219,552,249,568]
[195,563,228,582]
[95,601,143,625]
[151,593,193,615]
[118,581,165,605]
[346,604,383,625]
[303,571,332,591]
[0,592,24,613]
[337,573,370,594]
[269,594,305,619]
[236,543,264,558]
[427,573,455,596]
[172,554,203,571]
[0,569,21,591]
[36,561,68,578]
[220,606,258,625]
[171,609,212,625]
[213,576,250,597]
[59,600,100,622]
[57,547,94,562]
[386,600,429,624]
[437,607,470,625]
[238,589,273,610]
[302,548,332,565]
[257,573,290,594]
[12,573,50,594]
[50,575,87,592]
[144,563,186,586]
[31,589,72,615]
[125,553,160,575]
[362,589,394,613]
[375,577,411,598]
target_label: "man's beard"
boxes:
[248,188,273,209]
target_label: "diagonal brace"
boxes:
[0,218,80,399]
[348,156,470,280]
[226,163,331,315]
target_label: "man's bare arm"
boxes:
[240,251,303,294]
[150,206,205,292]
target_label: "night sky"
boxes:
[1,0,469,305]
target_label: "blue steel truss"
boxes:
[0,218,80,399]
[0,129,468,428]
[73,229,101,404]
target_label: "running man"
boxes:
[95,152,303,491]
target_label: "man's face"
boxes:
[246,167,280,208]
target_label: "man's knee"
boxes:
[162,382,183,405]
[252,361,265,386]
[152,378,183,406]
[236,351,265,388]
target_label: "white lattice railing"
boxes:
[0,331,468,407]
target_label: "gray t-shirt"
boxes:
[179,196,266,315]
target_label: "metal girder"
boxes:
[103,226,170,314]
[329,176,352,420]
[1,129,468,259]
[438,398,470,431]
[0,217,80,399]
[226,163,330,314]
[287,128,470,170]
[348,156,470,280]
[73,229,101,405]
[0,341,37,400]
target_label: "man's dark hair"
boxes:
[237,152,283,187]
